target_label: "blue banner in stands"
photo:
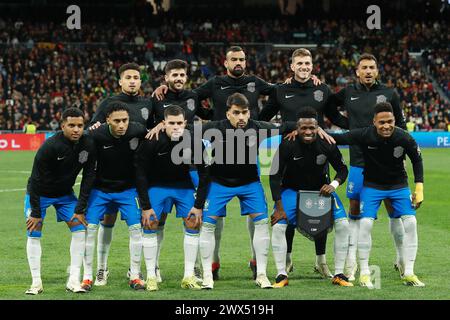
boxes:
[258,132,450,149]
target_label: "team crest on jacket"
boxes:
[313,90,324,102]
[186,99,195,111]
[79,150,88,164]
[247,82,255,93]
[129,138,139,151]
[141,108,149,120]
[316,154,327,165]
[376,95,387,104]
[393,146,404,158]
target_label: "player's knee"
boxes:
[100,222,115,229]
[252,214,268,224]
[359,218,374,234]
[129,223,143,237]
[201,222,216,234]
[272,223,287,236]
[334,218,349,237]
[401,215,417,233]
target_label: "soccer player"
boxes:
[331,102,424,288]
[332,53,407,281]
[81,103,148,291]
[197,93,295,289]
[88,62,153,285]
[269,107,352,287]
[151,59,212,126]
[148,59,213,281]
[259,48,349,279]
[24,107,96,294]
[135,105,210,291]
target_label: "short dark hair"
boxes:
[118,62,140,77]
[226,46,244,56]
[106,102,129,118]
[374,102,393,115]
[226,93,249,110]
[357,53,378,67]
[165,59,188,74]
[62,107,84,121]
[164,105,186,119]
[297,107,318,121]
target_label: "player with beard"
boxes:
[332,54,407,281]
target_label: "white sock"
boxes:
[271,223,287,276]
[213,217,224,263]
[83,224,98,280]
[27,237,42,286]
[97,224,113,271]
[346,218,359,268]
[253,218,270,277]
[128,224,143,280]
[199,222,216,280]
[389,218,404,266]
[334,218,350,275]
[142,232,158,278]
[247,215,256,260]
[402,216,418,276]
[358,218,374,276]
[69,231,86,283]
[184,231,200,278]
[316,254,327,265]
[156,224,165,268]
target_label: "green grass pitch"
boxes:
[0,148,449,300]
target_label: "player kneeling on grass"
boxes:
[24,107,96,294]
[331,102,424,288]
[269,107,352,288]
[134,105,210,291]
[81,103,149,291]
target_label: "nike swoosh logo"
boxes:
[221,86,231,90]
[163,104,171,108]
[285,95,295,99]
[157,152,168,156]
[293,157,303,160]
[103,145,113,149]
[368,146,377,149]
[57,156,65,160]
[350,97,359,101]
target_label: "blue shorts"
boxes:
[274,189,347,225]
[346,166,364,200]
[24,193,85,236]
[86,188,141,226]
[148,186,195,220]
[190,169,226,216]
[203,181,268,221]
[360,186,415,219]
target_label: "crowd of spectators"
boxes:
[0,18,448,132]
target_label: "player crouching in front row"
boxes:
[269,107,353,288]
[331,102,425,288]
[135,105,209,291]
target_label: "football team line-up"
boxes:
[23,46,425,295]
